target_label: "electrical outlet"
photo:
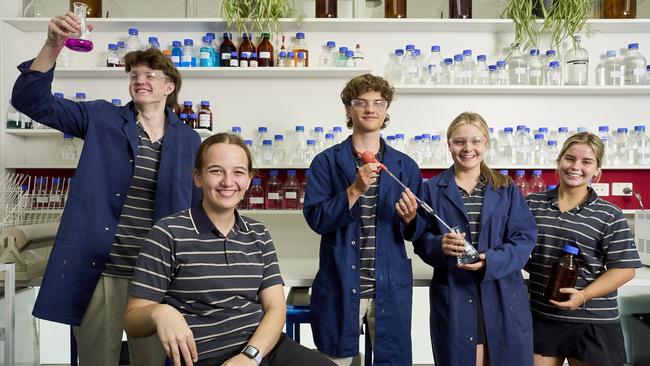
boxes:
[591,183,609,196]
[612,182,633,196]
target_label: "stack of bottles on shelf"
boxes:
[237,169,309,210]
[232,125,346,167]
[6,92,124,131]
[386,39,649,86]
[393,124,650,166]
[175,100,213,130]
[21,176,71,210]
[318,41,366,67]
[105,28,326,68]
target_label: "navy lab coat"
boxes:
[412,168,536,366]
[303,137,423,365]
[11,60,201,325]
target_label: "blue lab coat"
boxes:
[11,60,202,326]
[412,168,536,366]
[303,137,423,366]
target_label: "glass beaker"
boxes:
[450,226,480,265]
[64,2,94,52]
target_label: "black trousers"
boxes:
[192,333,336,366]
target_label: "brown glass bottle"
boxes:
[385,0,407,18]
[197,101,212,130]
[603,0,636,18]
[449,0,471,19]
[544,245,579,303]
[219,33,237,67]
[181,101,194,118]
[70,0,102,17]
[239,33,256,62]
[316,0,337,18]
[257,32,274,67]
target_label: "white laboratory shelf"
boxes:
[6,18,650,34]
[54,67,372,79]
[4,129,61,136]
[395,85,650,95]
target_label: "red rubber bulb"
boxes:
[359,151,386,173]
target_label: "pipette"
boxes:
[359,151,480,264]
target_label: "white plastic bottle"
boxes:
[452,54,465,85]
[546,140,559,163]
[613,128,629,165]
[425,45,443,85]
[181,39,195,67]
[500,127,515,164]
[462,49,476,85]
[514,125,533,165]
[319,41,337,67]
[475,55,490,85]
[496,60,509,85]
[632,125,650,164]
[440,58,454,84]
[386,49,405,84]
[273,135,286,165]
[486,128,500,165]
[532,133,547,165]
[403,48,421,85]
[546,61,562,85]
[508,43,528,85]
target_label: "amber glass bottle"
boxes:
[603,0,636,18]
[316,0,337,18]
[257,32,274,67]
[385,0,407,18]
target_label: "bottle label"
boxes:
[230,59,239,67]
[515,67,526,75]
[285,192,297,199]
[108,56,120,65]
[250,197,264,204]
[260,52,271,59]
[550,73,561,82]
[200,52,211,59]
[610,70,622,78]
[181,55,192,63]
[249,61,258,67]
[530,70,542,77]
[240,60,249,67]
[268,192,281,199]
[171,55,180,63]
[222,53,231,60]
[199,114,210,127]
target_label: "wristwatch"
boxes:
[241,344,263,365]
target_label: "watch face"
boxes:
[242,345,259,359]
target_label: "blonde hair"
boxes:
[446,112,511,189]
[556,131,604,182]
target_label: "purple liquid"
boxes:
[65,38,94,52]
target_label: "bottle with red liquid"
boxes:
[181,101,194,117]
[528,170,547,194]
[266,170,283,210]
[300,169,309,209]
[316,0,337,18]
[514,170,529,197]
[544,245,579,303]
[291,33,309,67]
[248,177,265,209]
[282,170,300,209]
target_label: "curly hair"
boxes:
[124,48,182,111]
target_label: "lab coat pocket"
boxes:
[509,282,533,332]
[429,282,450,326]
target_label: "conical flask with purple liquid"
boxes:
[64,2,93,52]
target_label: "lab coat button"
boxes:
[105,227,109,231]
[91,261,96,267]
[352,289,357,294]
[115,193,121,197]
[351,240,356,245]
[469,336,474,341]
[469,299,473,303]
[352,265,356,270]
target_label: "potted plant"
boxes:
[221,0,296,36]
[502,0,593,51]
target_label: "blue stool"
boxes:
[285,305,311,343]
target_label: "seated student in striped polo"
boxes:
[124,133,335,366]
[526,132,641,366]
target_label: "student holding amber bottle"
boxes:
[526,132,641,366]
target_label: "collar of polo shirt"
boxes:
[190,203,249,235]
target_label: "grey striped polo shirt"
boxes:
[353,146,383,298]
[103,122,161,278]
[458,181,486,248]
[130,204,284,360]
[526,188,641,323]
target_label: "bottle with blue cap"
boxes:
[181,39,194,67]
[319,41,337,67]
[496,60,509,85]
[529,170,546,193]
[147,36,160,50]
[425,45,443,85]
[111,99,122,106]
[528,49,543,85]
[532,133,547,165]
[305,140,318,165]
[385,49,405,83]
[273,135,286,165]
[266,170,283,210]
[461,49,476,84]
[604,50,624,86]
[500,127,514,164]
[260,139,273,166]
[545,244,579,303]
[623,42,647,85]
[487,64,497,84]
[631,125,650,165]
[546,61,562,85]
[612,127,629,165]
[126,27,142,53]
[75,92,86,103]
[291,32,309,66]
[171,41,182,66]
[248,178,265,210]
[282,170,301,210]
[564,35,589,86]
[107,43,120,67]
[219,33,236,67]
[200,36,215,67]
[61,133,78,161]
[475,54,489,85]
